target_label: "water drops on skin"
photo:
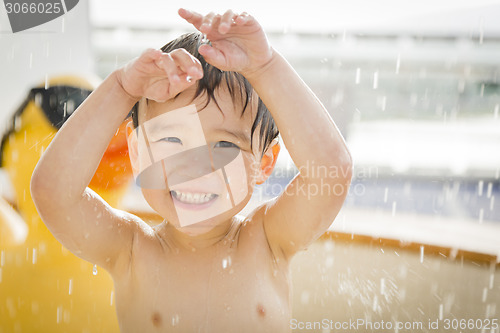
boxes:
[222,256,232,269]
[171,314,179,327]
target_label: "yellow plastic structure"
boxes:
[0,75,132,332]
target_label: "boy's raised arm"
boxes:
[30,48,203,272]
[247,53,353,259]
[180,9,352,260]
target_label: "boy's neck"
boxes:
[159,217,237,250]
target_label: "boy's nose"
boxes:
[136,144,240,189]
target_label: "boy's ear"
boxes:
[125,120,140,176]
[256,139,280,185]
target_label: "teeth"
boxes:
[172,190,216,204]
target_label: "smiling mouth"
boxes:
[170,190,219,205]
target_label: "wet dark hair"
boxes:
[130,32,279,155]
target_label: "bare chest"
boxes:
[114,233,291,332]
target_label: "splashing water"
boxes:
[92,264,98,276]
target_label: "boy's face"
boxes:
[128,84,266,235]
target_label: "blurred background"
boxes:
[1,0,499,331]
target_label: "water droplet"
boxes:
[372,295,378,312]
[383,187,388,203]
[395,54,401,74]
[439,303,443,320]
[92,264,98,275]
[420,246,424,263]
[171,314,179,326]
[32,248,37,265]
[325,256,334,268]
[478,209,484,224]
[222,256,232,269]
[486,182,493,198]
[355,68,361,84]
[110,291,114,306]
[300,290,310,305]
[494,104,499,119]
[68,279,73,295]
[489,272,494,289]
[478,180,484,196]
[377,95,387,111]
[373,71,379,89]
[57,305,63,323]
[479,18,484,44]
[391,201,397,217]
[482,288,488,302]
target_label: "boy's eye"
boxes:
[214,141,239,149]
[158,137,182,144]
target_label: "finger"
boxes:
[178,8,203,29]
[155,53,181,84]
[140,48,163,62]
[219,10,237,34]
[200,12,216,34]
[198,44,226,69]
[169,49,204,81]
[234,12,254,26]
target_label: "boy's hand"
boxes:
[116,48,203,103]
[178,8,273,77]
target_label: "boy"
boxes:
[31,8,352,332]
